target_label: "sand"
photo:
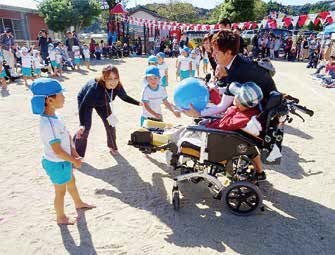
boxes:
[0,57,335,255]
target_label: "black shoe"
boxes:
[256,172,266,181]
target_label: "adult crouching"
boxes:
[74,65,141,156]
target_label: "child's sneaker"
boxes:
[256,171,266,181]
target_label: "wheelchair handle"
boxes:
[294,104,314,117]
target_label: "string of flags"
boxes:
[125,11,335,31]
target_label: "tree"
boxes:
[146,2,198,23]
[254,0,268,20]
[38,0,101,33]
[218,0,256,23]
[71,0,101,31]
[39,0,74,33]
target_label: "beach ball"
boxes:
[174,77,209,112]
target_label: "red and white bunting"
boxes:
[292,16,299,27]
[126,10,335,33]
[307,13,318,24]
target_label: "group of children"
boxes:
[0,45,44,90]
[48,42,91,77]
[176,46,203,81]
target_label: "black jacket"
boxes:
[224,55,277,105]
[77,79,140,126]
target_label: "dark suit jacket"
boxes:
[224,54,277,106]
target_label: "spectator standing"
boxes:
[0,28,18,77]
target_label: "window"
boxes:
[0,18,25,40]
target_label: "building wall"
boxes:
[130,11,157,21]
[27,13,47,40]
[0,8,48,40]
[0,9,21,20]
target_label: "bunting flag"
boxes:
[308,13,318,24]
[298,15,308,27]
[319,11,330,20]
[292,16,300,27]
[283,17,292,27]
[126,10,335,32]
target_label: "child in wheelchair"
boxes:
[175,81,265,180]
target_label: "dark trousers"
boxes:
[74,106,117,157]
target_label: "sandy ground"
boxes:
[0,57,335,255]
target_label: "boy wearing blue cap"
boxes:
[177,46,192,80]
[156,52,169,88]
[31,78,95,225]
[148,55,158,66]
[141,66,180,126]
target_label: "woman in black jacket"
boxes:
[74,65,141,156]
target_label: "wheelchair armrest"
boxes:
[186,125,236,135]
[186,126,263,147]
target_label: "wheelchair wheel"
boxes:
[172,190,180,211]
[223,181,263,216]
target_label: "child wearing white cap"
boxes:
[72,45,81,70]
[20,46,33,88]
[32,50,43,78]
[82,44,91,69]
[30,78,95,225]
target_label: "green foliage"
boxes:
[145,2,198,23]
[254,0,268,20]
[39,0,101,32]
[39,0,74,32]
[72,0,102,29]
[218,0,256,23]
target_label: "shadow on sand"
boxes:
[77,153,335,254]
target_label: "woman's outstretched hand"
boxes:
[76,126,85,139]
[182,104,200,118]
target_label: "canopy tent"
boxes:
[110,3,128,15]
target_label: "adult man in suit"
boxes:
[184,30,277,117]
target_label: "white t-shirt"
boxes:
[178,55,191,71]
[83,48,90,59]
[72,46,81,58]
[21,54,32,68]
[55,54,62,64]
[49,50,56,61]
[191,58,197,70]
[40,115,71,162]
[33,57,43,69]
[158,62,168,78]
[141,84,168,118]
[203,52,209,60]
[196,54,201,65]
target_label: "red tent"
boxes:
[110,3,128,15]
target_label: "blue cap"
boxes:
[182,46,190,53]
[30,78,65,115]
[191,49,197,54]
[48,43,54,48]
[145,66,160,77]
[156,52,165,59]
[148,55,158,64]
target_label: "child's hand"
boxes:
[154,113,162,120]
[174,111,181,118]
[76,126,85,139]
[73,158,82,169]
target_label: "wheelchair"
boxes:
[128,91,314,215]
